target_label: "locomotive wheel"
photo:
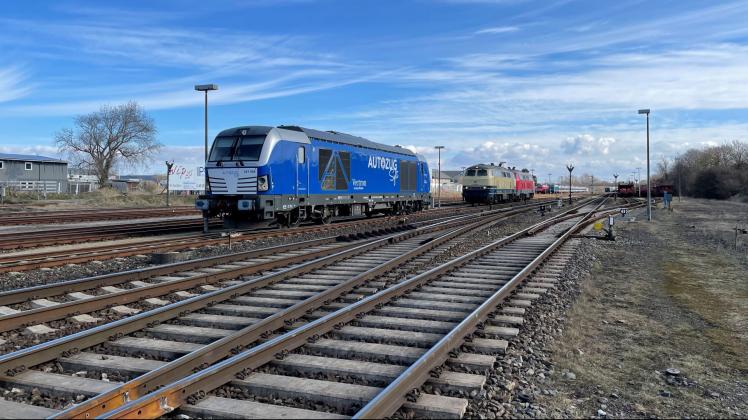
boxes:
[277,210,300,229]
[316,207,332,225]
[288,208,301,227]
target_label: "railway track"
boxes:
[0,199,560,272]
[0,218,221,251]
[0,207,199,226]
[86,198,637,419]
[0,198,609,418]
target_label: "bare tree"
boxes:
[56,102,160,187]
[657,156,670,181]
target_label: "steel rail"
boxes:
[0,206,515,379]
[0,236,378,333]
[0,207,198,225]
[0,236,343,307]
[53,205,525,418]
[353,198,609,418]
[98,198,607,419]
[0,199,528,305]
[0,198,560,273]
[0,219,221,250]
[0,200,502,262]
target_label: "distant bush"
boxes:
[661,140,748,200]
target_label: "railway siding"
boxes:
[0,206,537,417]
[91,199,625,418]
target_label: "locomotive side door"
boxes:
[296,145,309,199]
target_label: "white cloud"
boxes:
[0,144,60,158]
[560,134,616,156]
[474,26,519,35]
[0,67,32,103]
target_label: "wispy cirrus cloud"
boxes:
[0,66,33,103]
[474,26,519,35]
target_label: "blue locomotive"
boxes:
[195,125,431,227]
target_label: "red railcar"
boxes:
[617,182,636,197]
[512,170,535,199]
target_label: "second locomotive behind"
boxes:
[460,163,535,204]
[196,125,431,228]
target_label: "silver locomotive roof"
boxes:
[280,126,416,157]
[215,125,417,158]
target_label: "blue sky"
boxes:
[1,0,747,182]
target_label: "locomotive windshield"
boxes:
[208,135,266,161]
[234,135,265,160]
[466,169,477,176]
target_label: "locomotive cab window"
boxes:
[477,169,488,176]
[297,146,305,164]
[25,162,32,170]
[466,169,476,176]
[209,137,236,161]
[234,135,265,161]
[0,161,3,169]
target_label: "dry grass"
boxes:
[0,188,196,211]
[540,202,747,418]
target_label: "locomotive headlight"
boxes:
[257,175,269,191]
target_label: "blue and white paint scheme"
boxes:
[197,125,431,227]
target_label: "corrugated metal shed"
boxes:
[0,153,67,163]
[280,126,415,156]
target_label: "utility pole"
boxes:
[590,175,594,195]
[636,167,641,197]
[566,163,574,205]
[434,146,445,208]
[638,109,652,221]
[195,84,218,233]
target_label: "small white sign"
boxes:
[168,164,205,191]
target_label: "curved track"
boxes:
[0,203,553,418]
[95,198,640,419]
[0,200,558,272]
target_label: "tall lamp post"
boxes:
[566,163,574,205]
[638,108,652,221]
[613,173,619,201]
[434,146,445,208]
[195,84,218,233]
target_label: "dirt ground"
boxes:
[539,198,747,418]
[0,189,196,212]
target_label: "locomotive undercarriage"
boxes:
[200,194,430,229]
[462,188,533,205]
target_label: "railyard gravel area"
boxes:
[0,207,553,411]
[0,208,549,359]
[0,209,549,293]
[465,200,746,419]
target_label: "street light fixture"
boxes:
[613,173,619,201]
[638,108,652,221]
[566,163,574,205]
[434,146,445,208]
[195,83,218,233]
